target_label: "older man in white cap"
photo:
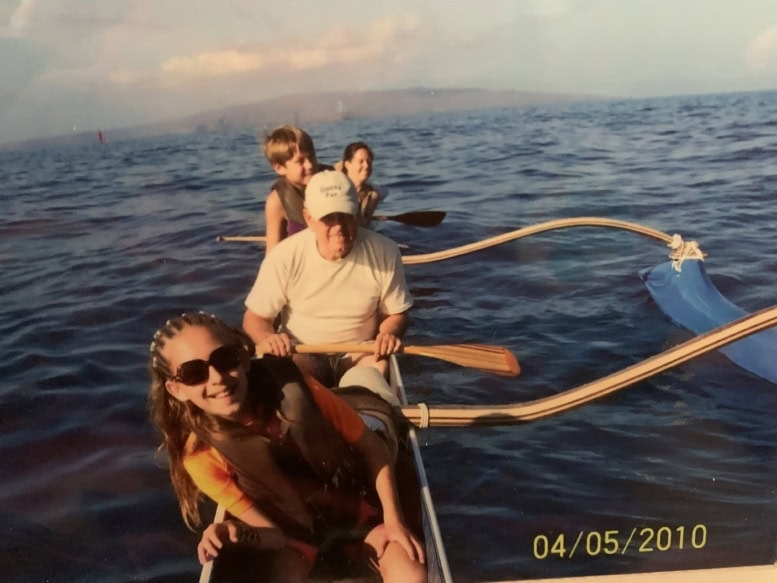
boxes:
[243,170,412,385]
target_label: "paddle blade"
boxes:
[374,211,446,227]
[405,343,521,376]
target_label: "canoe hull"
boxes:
[388,356,452,583]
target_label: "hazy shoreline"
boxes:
[1,87,597,150]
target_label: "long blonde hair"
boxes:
[147,312,255,529]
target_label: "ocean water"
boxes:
[1,90,776,582]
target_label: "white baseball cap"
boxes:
[304,170,358,220]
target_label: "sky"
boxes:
[2,0,777,143]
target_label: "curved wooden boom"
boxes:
[291,342,520,377]
[219,217,671,249]
[401,217,674,264]
[399,304,777,427]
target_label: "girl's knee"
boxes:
[378,543,427,583]
[383,562,426,583]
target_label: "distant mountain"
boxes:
[152,87,596,135]
[4,87,597,149]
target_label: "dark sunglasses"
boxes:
[171,345,242,385]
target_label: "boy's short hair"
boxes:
[263,125,316,166]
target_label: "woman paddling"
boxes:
[148,312,425,582]
[339,141,382,227]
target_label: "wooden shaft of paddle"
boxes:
[292,342,520,376]
[216,212,444,242]
[218,235,410,249]
[401,217,675,264]
[373,210,446,227]
[218,235,267,242]
[398,303,777,427]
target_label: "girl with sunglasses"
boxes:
[148,312,426,582]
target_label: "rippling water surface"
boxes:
[2,90,776,582]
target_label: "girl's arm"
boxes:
[264,189,287,252]
[353,429,425,563]
[197,506,283,564]
[197,506,317,565]
[360,188,380,226]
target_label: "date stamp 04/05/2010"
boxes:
[532,524,708,560]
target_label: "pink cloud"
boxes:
[746,24,777,71]
[129,13,421,86]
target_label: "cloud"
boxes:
[8,0,131,33]
[522,0,571,19]
[112,13,420,87]
[746,24,777,71]
[1,4,426,142]
[2,0,137,72]
[0,2,51,107]
[6,0,33,32]
[162,50,266,77]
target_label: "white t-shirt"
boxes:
[245,228,413,344]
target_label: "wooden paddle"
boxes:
[217,235,267,242]
[398,303,777,427]
[217,235,410,249]
[373,210,446,227]
[291,342,520,377]
[216,211,444,243]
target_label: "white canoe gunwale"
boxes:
[198,355,453,582]
[389,355,453,583]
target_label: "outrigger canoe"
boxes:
[198,355,453,583]
[205,217,777,582]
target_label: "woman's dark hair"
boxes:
[342,141,374,164]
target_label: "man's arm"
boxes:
[373,311,409,358]
[379,311,408,337]
[373,236,413,359]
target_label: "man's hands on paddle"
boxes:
[373,312,408,359]
[258,332,293,357]
[257,330,402,359]
[372,331,403,359]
